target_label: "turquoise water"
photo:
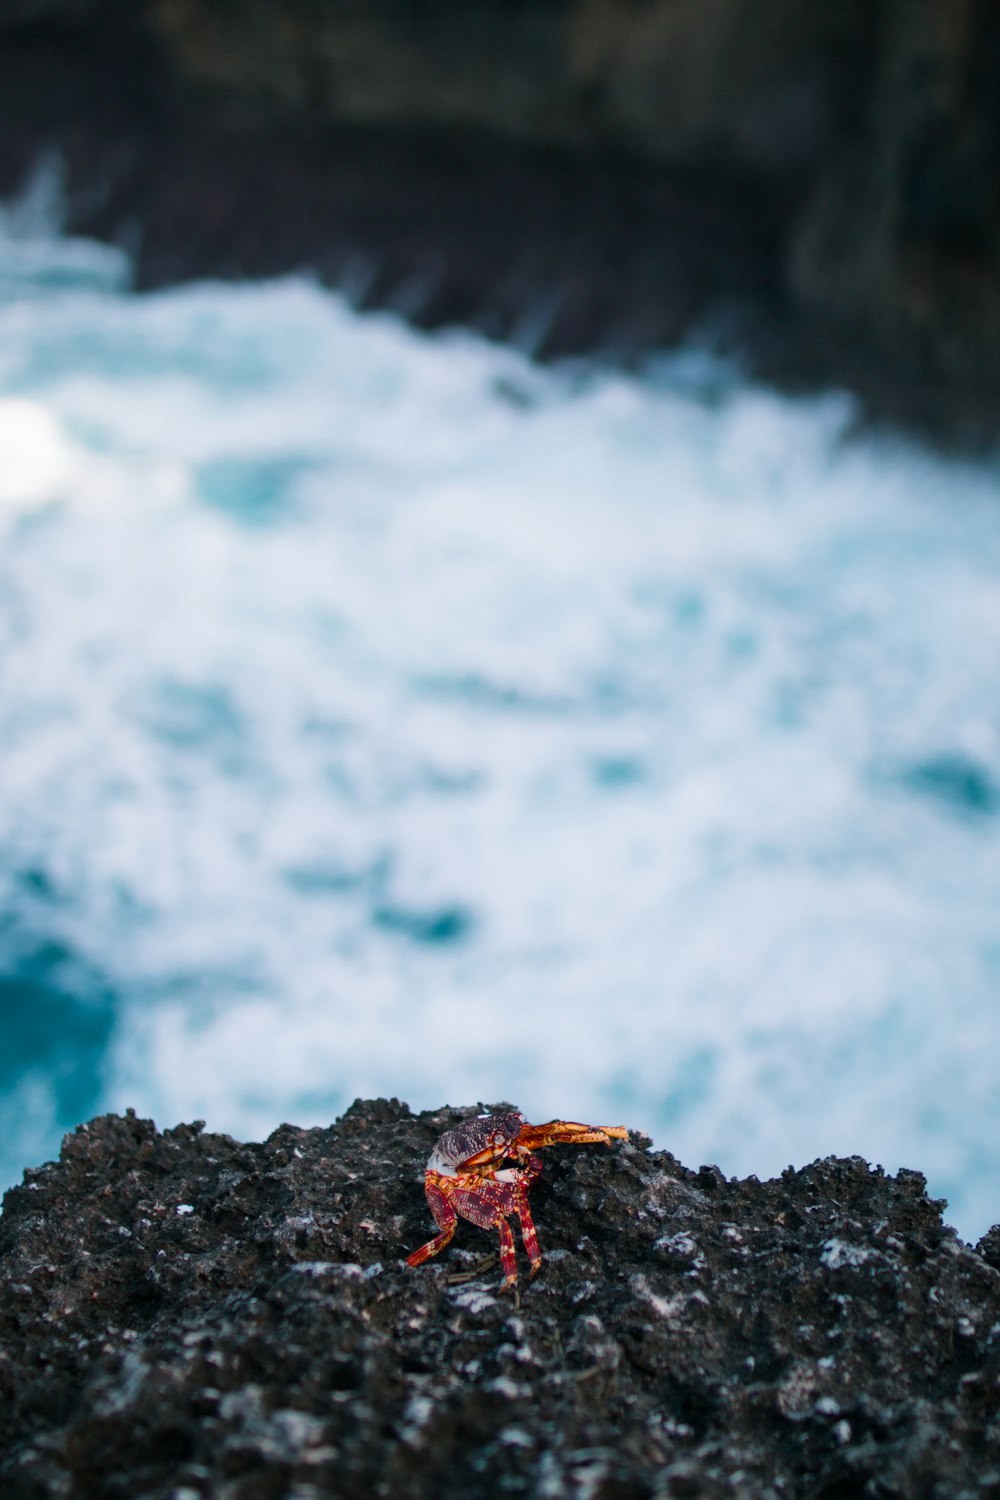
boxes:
[1,196,999,1240]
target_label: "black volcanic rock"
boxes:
[2,1102,999,1498]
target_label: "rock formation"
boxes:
[0,2,997,440]
[2,1101,998,1497]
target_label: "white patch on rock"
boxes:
[821,1239,874,1270]
[488,1376,527,1399]
[499,1426,534,1448]
[448,1285,497,1314]
[631,1273,705,1320]
[399,1394,435,1446]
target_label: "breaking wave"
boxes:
[1,203,999,1239]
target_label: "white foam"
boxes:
[1,225,999,1242]
[0,399,77,512]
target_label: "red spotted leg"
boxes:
[514,1152,545,1278]
[499,1150,543,1282]
[516,1191,543,1279]
[451,1176,528,1291]
[496,1216,518,1290]
[405,1180,457,1267]
[498,1161,544,1290]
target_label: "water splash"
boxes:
[0,223,998,1240]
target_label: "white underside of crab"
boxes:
[426,1147,457,1176]
[426,1147,521,1182]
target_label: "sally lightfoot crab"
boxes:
[405,1110,628,1291]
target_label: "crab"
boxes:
[405,1110,628,1291]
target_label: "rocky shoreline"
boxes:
[1,1,998,446]
[2,1101,999,1498]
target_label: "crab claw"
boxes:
[512,1120,629,1151]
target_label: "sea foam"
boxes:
[0,217,998,1239]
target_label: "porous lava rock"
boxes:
[2,1102,999,1499]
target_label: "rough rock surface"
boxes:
[0,1,998,443]
[2,1101,999,1499]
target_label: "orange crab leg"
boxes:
[458,1121,627,1173]
[512,1120,629,1152]
[405,1179,457,1267]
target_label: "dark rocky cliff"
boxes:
[0,1,997,439]
[2,1102,999,1498]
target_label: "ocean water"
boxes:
[1,194,999,1242]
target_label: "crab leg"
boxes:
[513,1120,628,1151]
[516,1195,543,1279]
[496,1217,518,1290]
[405,1180,457,1267]
[449,1178,528,1291]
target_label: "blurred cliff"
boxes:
[1,0,997,442]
